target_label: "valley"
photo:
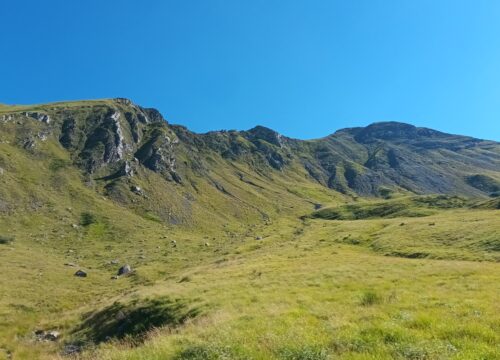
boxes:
[0,99,498,359]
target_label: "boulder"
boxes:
[45,330,60,341]
[35,330,60,341]
[74,270,87,277]
[130,185,143,195]
[118,264,132,276]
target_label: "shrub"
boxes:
[360,290,382,306]
[80,211,97,226]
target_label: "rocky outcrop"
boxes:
[23,111,50,124]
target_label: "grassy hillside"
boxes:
[0,99,499,359]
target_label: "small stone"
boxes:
[255,236,263,240]
[64,262,76,267]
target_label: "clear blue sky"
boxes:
[1,1,500,140]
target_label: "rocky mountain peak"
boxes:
[353,121,445,143]
[244,125,285,147]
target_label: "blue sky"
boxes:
[1,1,500,140]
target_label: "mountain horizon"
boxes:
[3,97,499,143]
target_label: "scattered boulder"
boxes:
[130,185,143,195]
[62,344,81,356]
[255,236,263,240]
[74,270,87,277]
[35,330,60,341]
[204,242,210,247]
[45,330,60,341]
[117,264,132,276]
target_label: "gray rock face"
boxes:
[117,264,132,276]
[110,111,125,160]
[24,111,50,124]
[1,114,13,122]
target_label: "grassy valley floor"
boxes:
[1,205,499,360]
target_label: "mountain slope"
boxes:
[0,98,498,227]
[0,99,499,359]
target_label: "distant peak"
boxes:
[352,121,444,143]
[245,125,285,147]
[113,98,134,106]
[246,125,278,134]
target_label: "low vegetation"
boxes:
[308,195,469,220]
[71,297,201,345]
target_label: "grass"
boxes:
[71,297,201,345]
[308,195,470,220]
[72,232,500,360]
[1,194,498,359]
[0,101,499,359]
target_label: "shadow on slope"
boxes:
[308,195,469,220]
[71,297,201,345]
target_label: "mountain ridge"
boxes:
[0,97,499,226]
[3,98,499,142]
